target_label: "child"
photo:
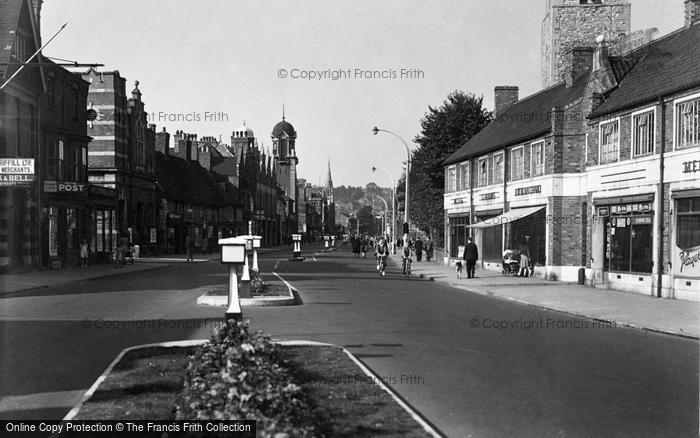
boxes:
[456,260,464,279]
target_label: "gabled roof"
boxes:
[211,156,238,177]
[592,24,700,117]
[444,80,587,165]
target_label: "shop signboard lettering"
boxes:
[453,198,465,204]
[480,192,496,201]
[682,160,699,173]
[44,181,86,194]
[514,185,541,196]
[0,158,34,187]
[678,245,700,274]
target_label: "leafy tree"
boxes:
[409,91,491,245]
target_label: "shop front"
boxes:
[671,190,700,300]
[591,194,655,294]
[42,181,92,269]
[89,185,118,264]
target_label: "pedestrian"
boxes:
[415,238,423,262]
[361,237,368,258]
[425,237,434,262]
[79,239,89,268]
[352,236,361,258]
[519,251,530,277]
[463,236,479,279]
[185,234,194,262]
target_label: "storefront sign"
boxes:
[44,181,87,193]
[682,160,700,174]
[514,185,542,196]
[597,206,609,216]
[453,198,465,204]
[480,192,497,201]
[0,158,34,187]
[679,246,700,274]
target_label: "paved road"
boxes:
[0,244,697,438]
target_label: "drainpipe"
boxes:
[656,95,665,298]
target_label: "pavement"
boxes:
[404,257,700,339]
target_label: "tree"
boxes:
[409,91,491,245]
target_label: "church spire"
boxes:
[325,160,334,203]
[282,104,285,121]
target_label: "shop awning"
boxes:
[467,205,545,228]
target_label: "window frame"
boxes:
[673,92,700,150]
[493,152,504,184]
[631,106,656,158]
[510,146,524,181]
[599,117,621,164]
[447,165,457,193]
[478,157,488,187]
[530,140,545,177]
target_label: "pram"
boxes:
[502,249,520,276]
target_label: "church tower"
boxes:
[541,0,631,88]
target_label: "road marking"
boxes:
[272,272,297,294]
[274,260,280,270]
[312,257,318,262]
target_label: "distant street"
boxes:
[1,245,698,437]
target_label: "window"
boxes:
[58,140,64,179]
[12,34,29,61]
[459,162,470,191]
[448,166,456,192]
[675,96,700,149]
[677,198,700,253]
[456,164,463,191]
[531,141,545,176]
[632,109,655,157]
[493,153,504,184]
[478,158,487,187]
[511,147,524,181]
[599,119,620,164]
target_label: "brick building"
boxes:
[444,0,700,300]
[80,70,157,254]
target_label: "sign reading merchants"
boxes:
[0,158,34,187]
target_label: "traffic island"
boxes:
[197,272,301,307]
[64,323,440,437]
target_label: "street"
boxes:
[1,245,698,437]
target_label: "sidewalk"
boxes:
[402,258,700,339]
[0,252,218,295]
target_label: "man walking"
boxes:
[463,236,479,279]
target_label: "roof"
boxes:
[211,156,238,177]
[155,152,226,207]
[271,119,296,138]
[592,24,700,117]
[0,0,23,80]
[444,80,587,165]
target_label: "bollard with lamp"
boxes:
[251,235,262,271]
[218,237,247,321]
[323,235,330,250]
[331,235,337,248]
[289,233,305,261]
[236,235,254,297]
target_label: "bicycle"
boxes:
[402,254,412,277]
[377,254,387,277]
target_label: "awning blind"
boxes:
[467,205,545,228]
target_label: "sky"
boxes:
[41,0,684,188]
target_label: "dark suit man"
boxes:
[463,236,479,279]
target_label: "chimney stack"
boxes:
[156,127,170,156]
[686,0,700,27]
[494,86,519,116]
[562,47,595,88]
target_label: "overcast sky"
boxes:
[42,0,683,187]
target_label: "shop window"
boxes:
[677,197,700,249]
[632,109,655,157]
[511,147,524,181]
[58,140,64,179]
[449,216,470,257]
[599,119,620,164]
[675,96,700,149]
[493,152,504,184]
[607,213,653,273]
[531,141,545,177]
[48,207,58,257]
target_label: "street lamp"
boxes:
[372,126,411,229]
[372,166,396,254]
[373,195,389,247]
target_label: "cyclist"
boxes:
[375,237,390,276]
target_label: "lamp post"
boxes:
[219,237,248,321]
[373,195,389,240]
[372,166,396,254]
[372,127,411,229]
